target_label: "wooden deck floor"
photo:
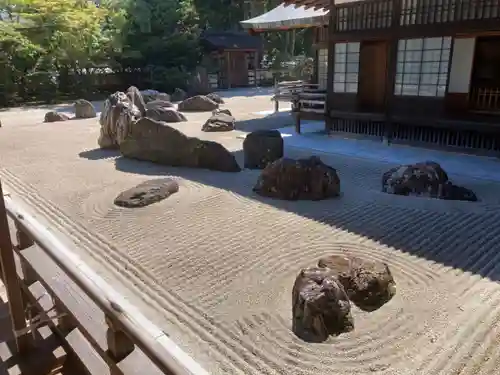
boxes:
[0,281,86,375]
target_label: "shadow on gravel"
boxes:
[79,148,120,160]
[234,114,292,133]
[112,148,500,283]
[215,87,274,99]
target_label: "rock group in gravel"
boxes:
[96,87,239,172]
[120,117,241,172]
[253,156,341,200]
[382,160,477,202]
[201,109,235,132]
[44,99,97,122]
[292,256,396,342]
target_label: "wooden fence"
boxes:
[0,180,208,375]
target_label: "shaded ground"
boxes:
[1,89,500,375]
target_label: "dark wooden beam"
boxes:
[383,0,402,144]
[331,17,500,42]
[325,0,337,132]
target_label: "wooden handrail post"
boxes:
[16,224,37,285]
[274,79,280,113]
[105,314,135,363]
[0,181,33,353]
[15,224,39,320]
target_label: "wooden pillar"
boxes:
[325,0,337,132]
[313,47,319,85]
[106,314,134,367]
[15,225,36,285]
[15,225,39,320]
[254,52,258,87]
[227,51,232,89]
[383,0,402,145]
[0,182,33,353]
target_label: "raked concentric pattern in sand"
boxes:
[3,100,500,375]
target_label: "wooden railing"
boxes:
[295,90,327,114]
[336,0,393,32]
[272,81,322,112]
[400,0,500,26]
[334,0,499,32]
[469,87,500,113]
[0,180,209,375]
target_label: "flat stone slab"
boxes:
[114,179,179,208]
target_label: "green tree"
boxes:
[116,0,202,91]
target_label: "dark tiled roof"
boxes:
[201,31,263,51]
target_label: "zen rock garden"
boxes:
[55,87,477,210]
[62,86,480,351]
[292,255,396,343]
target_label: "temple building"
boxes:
[249,0,500,154]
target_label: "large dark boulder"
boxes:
[201,112,234,132]
[442,183,477,201]
[126,86,147,116]
[114,179,179,208]
[141,89,171,103]
[318,255,396,312]
[98,92,141,149]
[253,156,341,200]
[243,130,284,169]
[206,92,224,104]
[74,99,97,119]
[146,100,174,110]
[171,88,187,102]
[119,117,241,172]
[382,161,477,202]
[292,267,354,342]
[145,107,187,123]
[178,95,218,112]
[44,111,70,122]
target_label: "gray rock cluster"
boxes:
[95,86,240,173]
[292,256,396,342]
[119,117,240,172]
[382,160,477,202]
[202,109,235,132]
[97,86,187,149]
[44,98,97,122]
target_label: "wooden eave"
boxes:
[283,0,330,11]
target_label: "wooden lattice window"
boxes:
[317,49,328,90]
[395,36,452,97]
[333,42,360,93]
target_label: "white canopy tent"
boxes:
[240,3,328,32]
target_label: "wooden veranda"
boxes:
[0,181,207,375]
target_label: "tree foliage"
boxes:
[0,0,314,105]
